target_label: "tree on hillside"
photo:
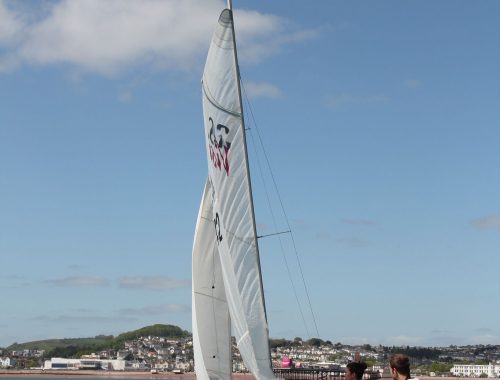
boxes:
[306,338,324,347]
[269,339,291,349]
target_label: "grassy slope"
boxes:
[7,324,190,352]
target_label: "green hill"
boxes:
[7,336,113,353]
[6,324,191,357]
[114,324,190,344]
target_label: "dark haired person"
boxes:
[345,362,368,380]
[390,354,411,380]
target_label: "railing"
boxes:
[273,368,381,380]
[273,368,342,380]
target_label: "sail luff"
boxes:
[226,9,270,329]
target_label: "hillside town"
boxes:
[1,337,500,377]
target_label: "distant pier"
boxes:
[273,368,381,380]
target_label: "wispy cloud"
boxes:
[292,219,307,227]
[0,274,31,289]
[338,336,372,345]
[0,0,315,76]
[403,79,422,88]
[256,223,271,232]
[267,308,285,314]
[431,329,454,334]
[2,282,31,290]
[70,308,97,314]
[2,274,22,280]
[474,327,493,333]
[236,13,319,64]
[324,93,388,110]
[33,314,136,323]
[471,214,500,230]
[385,335,423,346]
[118,90,133,103]
[44,276,110,287]
[243,82,282,99]
[427,334,464,346]
[315,232,332,241]
[0,1,23,66]
[119,276,190,290]
[467,334,500,345]
[335,237,369,248]
[120,304,190,315]
[340,218,375,226]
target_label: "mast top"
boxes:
[227,0,232,10]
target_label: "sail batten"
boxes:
[202,82,241,118]
[192,7,274,380]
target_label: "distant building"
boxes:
[0,357,12,368]
[451,364,500,378]
[43,357,127,371]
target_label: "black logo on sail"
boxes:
[208,117,231,176]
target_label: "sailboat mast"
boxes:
[227,9,270,325]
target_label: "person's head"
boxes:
[345,362,368,380]
[390,354,410,380]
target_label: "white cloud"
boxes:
[44,276,110,287]
[119,276,190,290]
[243,82,282,99]
[471,214,500,230]
[235,11,319,64]
[324,93,388,110]
[0,0,314,76]
[0,1,22,44]
[0,0,24,71]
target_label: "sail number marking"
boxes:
[214,212,223,244]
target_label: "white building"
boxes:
[0,357,12,368]
[44,357,127,371]
[451,364,500,378]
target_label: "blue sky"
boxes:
[1,0,499,348]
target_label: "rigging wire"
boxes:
[240,79,320,339]
[246,118,311,340]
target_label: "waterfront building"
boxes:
[0,357,12,368]
[451,364,500,378]
[43,357,127,371]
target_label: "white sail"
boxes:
[192,7,274,380]
[192,179,232,380]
